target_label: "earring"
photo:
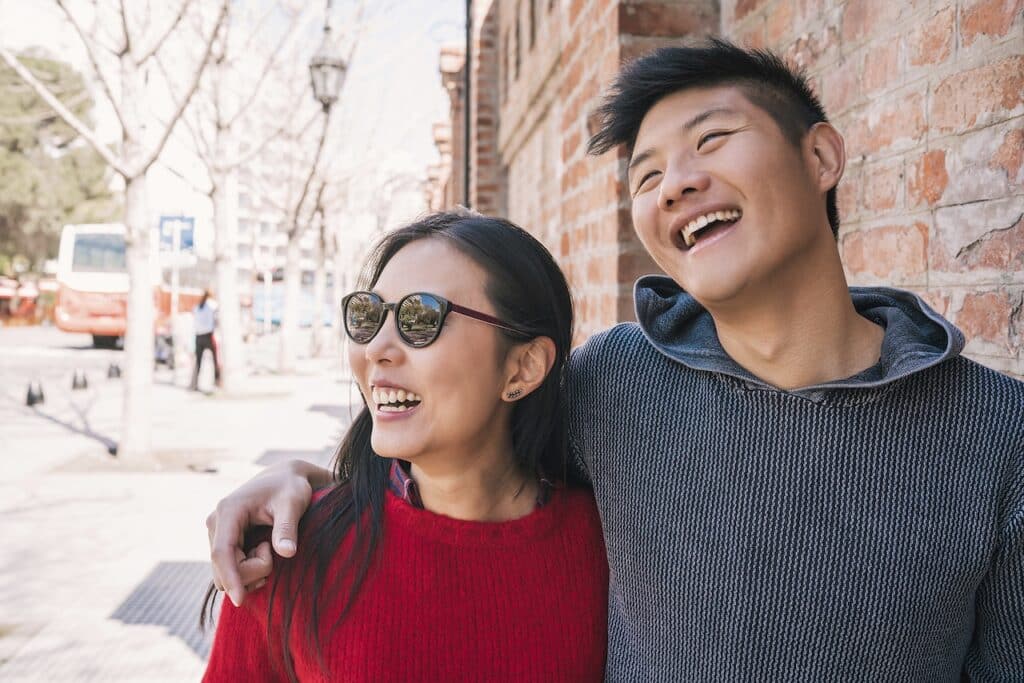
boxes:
[506,388,522,400]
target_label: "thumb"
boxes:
[271,513,300,557]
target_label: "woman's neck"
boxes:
[409,452,538,522]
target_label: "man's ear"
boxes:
[501,336,556,402]
[806,122,845,194]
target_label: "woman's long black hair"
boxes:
[201,210,575,681]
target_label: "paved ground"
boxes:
[0,326,357,681]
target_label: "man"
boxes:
[206,40,1023,679]
[190,289,221,391]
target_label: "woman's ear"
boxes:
[806,121,845,194]
[501,336,556,402]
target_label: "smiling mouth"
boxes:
[681,209,742,248]
[371,387,423,413]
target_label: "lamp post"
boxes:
[309,0,347,113]
[279,0,347,372]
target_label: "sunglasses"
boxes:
[341,291,528,348]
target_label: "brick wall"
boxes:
[724,0,1023,377]
[429,0,1022,376]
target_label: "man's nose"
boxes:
[658,164,711,211]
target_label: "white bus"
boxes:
[54,223,129,348]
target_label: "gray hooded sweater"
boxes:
[567,277,1023,682]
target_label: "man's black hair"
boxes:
[588,38,840,237]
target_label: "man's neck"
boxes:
[707,253,885,391]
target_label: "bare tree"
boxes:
[0,0,227,459]
[171,1,315,392]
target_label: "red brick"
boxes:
[930,55,1024,134]
[836,167,861,220]
[931,201,1024,273]
[920,289,952,317]
[784,24,839,71]
[766,0,795,45]
[992,128,1024,181]
[954,290,1020,350]
[845,89,926,157]
[961,0,1024,48]
[906,150,949,207]
[862,39,900,94]
[841,222,929,283]
[907,8,955,66]
[734,0,771,22]
[619,1,715,37]
[861,160,903,211]
[841,0,902,45]
[737,19,766,49]
[820,62,860,114]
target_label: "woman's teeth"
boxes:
[371,388,422,412]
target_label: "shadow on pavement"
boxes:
[29,404,117,455]
[257,448,335,468]
[109,561,215,659]
[307,403,353,421]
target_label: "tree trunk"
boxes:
[116,55,154,459]
[118,174,156,458]
[310,237,326,357]
[278,238,301,373]
[332,235,347,349]
[212,157,246,392]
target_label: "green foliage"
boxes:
[0,51,120,274]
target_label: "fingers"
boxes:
[238,541,273,586]
[209,504,249,607]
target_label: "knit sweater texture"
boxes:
[203,487,608,682]
[568,277,1024,681]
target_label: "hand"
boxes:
[206,460,329,606]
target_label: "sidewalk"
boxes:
[0,339,358,682]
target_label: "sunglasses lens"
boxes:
[345,293,383,343]
[398,294,443,347]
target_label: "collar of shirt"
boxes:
[387,459,555,509]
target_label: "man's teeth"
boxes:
[371,388,422,412]
[681,209,742,247]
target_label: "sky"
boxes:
[0,0,466,260]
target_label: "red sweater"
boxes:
[203,487,608,682]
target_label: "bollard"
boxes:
[26,381,44,406]
[72,370,88,390]
[107,363,122,379]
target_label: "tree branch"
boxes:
[157,158,212,197]
[54,0,128,131]
[134,0,193,65]
[118,0,132,58]
[224,5,309,131]
[287,109,332,240]
[136,0,228,175]
[0,47,129,177]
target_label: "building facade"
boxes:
[427,0,1023,378]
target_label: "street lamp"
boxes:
[309,1,347,113]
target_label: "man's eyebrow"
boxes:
[683,107,739,132]
[628,107,740,174]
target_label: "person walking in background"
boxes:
[190,289,220,391]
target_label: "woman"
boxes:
[202,211,608,681]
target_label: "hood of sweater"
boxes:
[633,275,965,396]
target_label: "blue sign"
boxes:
[158,215,195,252]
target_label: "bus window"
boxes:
[72,233,126,273]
